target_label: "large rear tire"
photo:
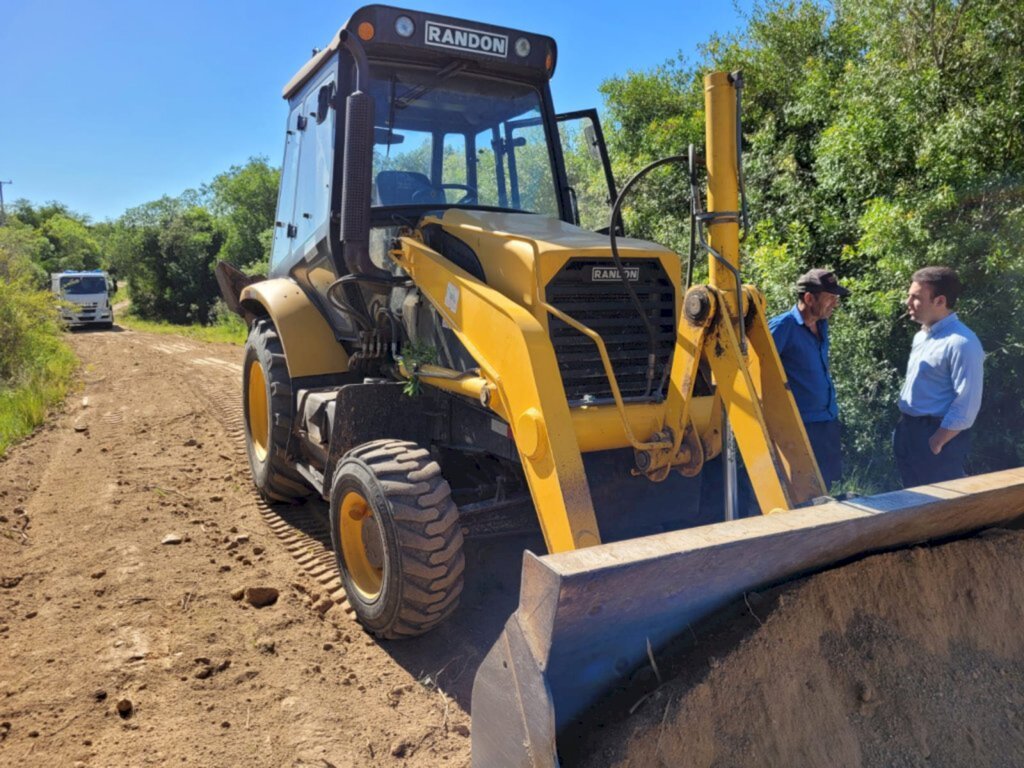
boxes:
[242,318,310,503]
[329,439,465,639]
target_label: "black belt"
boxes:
[899,412,942,424]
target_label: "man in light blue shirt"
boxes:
[895,266,984,487]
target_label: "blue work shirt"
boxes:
[898,312,984,431]
[768,305,838,423]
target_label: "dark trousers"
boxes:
[893,414,971,488]
[805,419,843,492]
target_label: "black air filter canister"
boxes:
[340,90,374,274]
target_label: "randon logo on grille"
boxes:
[424,21,508,58]
[591,265,640,282]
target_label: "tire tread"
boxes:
[333,438,465,639]
[244,318,311,503]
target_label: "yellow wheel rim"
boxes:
[247,359,269,462]
[339,491,383,599]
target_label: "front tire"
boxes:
[329,439,465,639]
[242,318,310,503]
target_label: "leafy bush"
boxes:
[600,0,1024,488]
[0,276,76,457]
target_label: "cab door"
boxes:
[556,109,618,231]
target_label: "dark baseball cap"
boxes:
[797,268,850,297]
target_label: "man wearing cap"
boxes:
[768,268,850,491]
[894,266,984,487]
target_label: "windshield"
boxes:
[60,276,107,295]
[368,63,559,218]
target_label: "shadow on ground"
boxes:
[69,324,126,333]
[274,496,540,713]
[268,451,736,714]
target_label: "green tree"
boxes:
[7,200,102,276]
[40,213,102,273]
[0,221,51,285]
[7,200,72,230]
[206,157,280,274]
[600,0,1024,488]
[108,196,223,324]
[156,207,224,323]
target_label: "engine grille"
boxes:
[545,258,677,405]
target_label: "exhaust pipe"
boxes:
[338,30,387,278]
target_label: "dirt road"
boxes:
[0,327,519,767]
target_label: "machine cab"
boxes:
[270,5,617,279]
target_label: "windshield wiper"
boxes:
[393,62,467,110]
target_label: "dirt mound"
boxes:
[577,529,1024,768]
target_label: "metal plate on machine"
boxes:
[424,21,509,58]
[590,265,639,282]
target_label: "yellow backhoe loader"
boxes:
[218,6,1024,765]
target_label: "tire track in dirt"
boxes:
[139,331,531,711]
[1,328,474,767]
[152,334,484,761]
[159,340,359,624]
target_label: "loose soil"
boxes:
[575,529,1024,768]
[0,328,506,767]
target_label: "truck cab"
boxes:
[51,270,115,329]
[269,5,618,291]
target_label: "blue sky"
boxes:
[0,1,753,222]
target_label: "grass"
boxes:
[116,311,248,346]
[0,278,79,457]
[0,333,78,459]
[110,284,248,346]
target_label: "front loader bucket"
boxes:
[471,468,1024,767]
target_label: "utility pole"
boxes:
[0,180,11,225]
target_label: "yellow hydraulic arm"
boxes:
[694,71,826,509]
[394,71,825,557]
[388,241,601,553]
[591,71,826,511]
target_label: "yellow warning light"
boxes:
[545,52,554,74]
[358,22,375,41]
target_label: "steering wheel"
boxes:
[410,184,476,205]
[440,184,478,205]
[411,183,478,206]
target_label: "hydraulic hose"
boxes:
[730,71,750,239]
[686,144,698,290]
[607,155,688,396]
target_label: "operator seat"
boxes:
[375,171,445,205]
